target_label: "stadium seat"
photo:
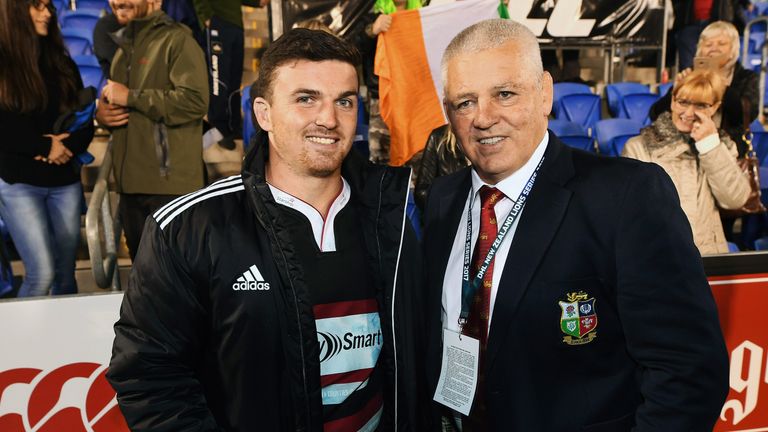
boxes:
[752,120,765,132]
[73,0,108,12]
[605,82,650,117]
[755,236,768,251]
[548,119,586,136]
[241,85,255,151]
[552,82,592,118]
[594,118,642,156]
[557,93,601,135]
[619,93,659,125]
[756,2,768,16]
[657,82,673,96]
[752,131,768,166]
[60,9,101,30]
[549,119,594,152]
[77,64,104,94]
[62,27,92,56]
[727,241,740,252]
[72,54,99,67]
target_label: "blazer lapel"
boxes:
[425,169,472,389]
[485,137,575,371]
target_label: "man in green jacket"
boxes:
[96,0,209,260]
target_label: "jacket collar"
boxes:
[111,10,173,47]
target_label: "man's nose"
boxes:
[473,99,498,129]
[315,100,338,129]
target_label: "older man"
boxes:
[423,19,728,431]
[107,29,426,431]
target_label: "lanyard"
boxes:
[459,156,544,332]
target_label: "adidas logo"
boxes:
[232,265,271,291]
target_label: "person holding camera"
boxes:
[651,21,759,156]
[624,69,750,255]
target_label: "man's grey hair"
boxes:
[441,19,543,89]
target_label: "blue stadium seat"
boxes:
[241,85,255,151]
[73,0,108,12]
[752,120,765,132]
[72,54,99,68]
[757,2,768,16]
[548,119,586,136]
[552,83,592,118]
[407,190,422,241]
[657,82,673,96]
[62,27,92,56]
[549,119,594,152]
[755,236,768,251]
[595,118,642,156]
[619,93,659,125]
[605,82,650,117]
[727,241,740,252]
[60,9,101,30]
[557,93,601,135]
[78,64,104,94]
[752,131,768,166]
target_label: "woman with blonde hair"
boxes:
[623,69,750,255]
[651,21,760,156]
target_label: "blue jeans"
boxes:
[676,23,706,71]
[0,178,81,297]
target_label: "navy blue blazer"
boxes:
[422,134,729,431]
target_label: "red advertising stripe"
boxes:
[710,273,768,431]
[314,299,378,319]
[323,392,383,432]
[321,367,374,387]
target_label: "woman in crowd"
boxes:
[413,124,468,212]
[650,20,759,156]
[0,0,93,296]
[623,70,750,255]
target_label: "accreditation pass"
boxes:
[433,329,479,416]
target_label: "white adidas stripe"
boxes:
[249,264,264,280]
[153,175,243,222]
[158,184,245,230]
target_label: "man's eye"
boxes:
[297,96,313,104]
[455,100,472,110]
[337,98,354,108]
[499,91,514,99]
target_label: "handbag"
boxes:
[718,97,766,217]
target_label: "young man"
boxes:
[96,0,209,260]
[107,29,426,431]
[423,19,728,431]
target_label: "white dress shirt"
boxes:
[441,132,549,335]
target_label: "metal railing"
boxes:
[85,138,121,290]
[742,16,768,124]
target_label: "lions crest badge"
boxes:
[558,291,598,345]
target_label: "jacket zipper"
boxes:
[378,168,413,431]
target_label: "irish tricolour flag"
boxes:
[375,0,502,166]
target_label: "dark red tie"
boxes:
[463,186,504,431]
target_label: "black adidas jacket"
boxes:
[107,132,429,431]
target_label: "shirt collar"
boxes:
[470,131,549,202]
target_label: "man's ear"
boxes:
[253,97,272,132]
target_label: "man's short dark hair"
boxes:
[254,28,361,102]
